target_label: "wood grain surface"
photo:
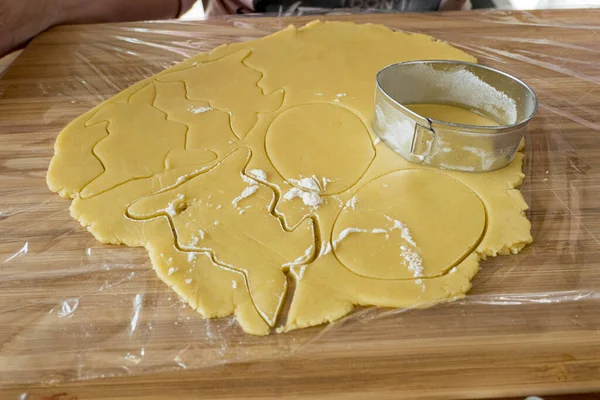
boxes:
[1,8,600,400]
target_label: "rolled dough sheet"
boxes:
[47,21,532,335]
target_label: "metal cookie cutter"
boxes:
[373,60,538,172]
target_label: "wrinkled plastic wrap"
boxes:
[1,9,600,388]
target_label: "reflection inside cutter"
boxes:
[405,103,501,127]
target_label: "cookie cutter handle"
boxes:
[373,82,438,165]
[411,123,435,161]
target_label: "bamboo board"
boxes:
[1,9,599,399]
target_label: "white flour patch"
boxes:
[241,174,256,185]
[319,241,332,257]
[439,163,476,172]
[284,187,323,208]
[232,185,258,208]
[346,196,358,210]
[333,227,367,248]
[283,187,303,201]
[188,105,212,114]
[376,103,415,157]
[415,278,426,292]
[371,228,390,239]
[401,245,424,278]
[285,175,331,209]
[301,191,322,208]
[380,216,424,277]
[409,63,517,124]
[463,146,486,156]
[297,265,308,280]
[165,194,186,217]
[283,244,314,267]
[293,176,321,192]
[386,216,417,247]
[248,169,267,181]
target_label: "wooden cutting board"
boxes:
[1,9,600,400]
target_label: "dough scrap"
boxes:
[47,21,532,335]
[127,148,314,327]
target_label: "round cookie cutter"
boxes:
[373,60,538,172]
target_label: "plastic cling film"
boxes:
[1,9,600,388]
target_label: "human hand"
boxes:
[0,0,197,57]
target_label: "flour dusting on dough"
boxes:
[232,185,258,208]
[284,244,314,267]
[319,241,332,256]
[165,194,186,217]
[165,203,177,217]
[297,265,308,280]
[292,176,321,192]
[284,187,323,208]
[248,169,268,181]
[401,245,424,278]
[334,227,368,248]
[371,228,390,239]
[188,105,212,114]
[241,174,256,185]
[347,196,358,210]
[284,175,331,208]
[383,216,423,276]
[386,216,417,247]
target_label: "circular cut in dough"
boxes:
[265,103,375,195]
[332,169,486,280]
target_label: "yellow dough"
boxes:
[47,21,532,335]
[332,169,486,280]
